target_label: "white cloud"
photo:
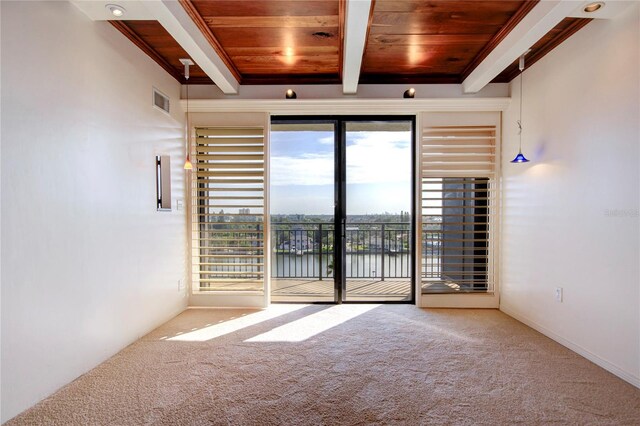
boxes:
[346,132,410,184]
[270,153,334,186]
[318,135,334,145]
[270,131,411,186]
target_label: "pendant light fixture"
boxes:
[511,52,530,163]
[180,58,194,170]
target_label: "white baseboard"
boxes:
[500,305,640,389]
[186,306,264,310]
[421,292,499,308]
[189,292,266,308]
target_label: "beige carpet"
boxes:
[7,305,640,425]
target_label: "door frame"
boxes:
[271,115,416,304]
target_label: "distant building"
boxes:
[279,233,313,252]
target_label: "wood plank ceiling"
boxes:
[184,0,343,84]
[110,0,591,86]
[360,0,533,84]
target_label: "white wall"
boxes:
[501,3,640,387]
[1,1,188,421]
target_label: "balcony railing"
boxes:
[195,216,486,292]
[271,222,412,280]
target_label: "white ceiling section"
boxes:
[568,0,637,19]
[341,0,373,95]
[70,0,239,94]
[69,0,154,20]
[462,0,632,94]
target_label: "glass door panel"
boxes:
[344,121,413,302]
[270,122,336,302]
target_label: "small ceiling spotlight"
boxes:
[583,2,604,13]
[285,89,297,99]
[403,88,415,99]
[105,4,126,17]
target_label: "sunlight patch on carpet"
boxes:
[245,304,380,342]
[167,305,308,342]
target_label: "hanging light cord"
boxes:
[511,51,529,163]
[186,81,190,156]
[511,52,530,163]
[518,67,523,153]
[182,59,193,170]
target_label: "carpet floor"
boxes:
[7,305,640,425]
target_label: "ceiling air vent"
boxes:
[312,31,333,39]
[153,87,170,114]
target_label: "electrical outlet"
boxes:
[555,287,563,302]
[178,279,184,291]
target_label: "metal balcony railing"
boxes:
[271,222,412,280]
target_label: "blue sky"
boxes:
[270,129,412,215]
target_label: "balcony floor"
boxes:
[271,278,412,302]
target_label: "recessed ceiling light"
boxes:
[106,4,126,17]
[583,2,604,13]
[285,89,297,99]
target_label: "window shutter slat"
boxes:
[196,145,264,153]
[196,128,264,137]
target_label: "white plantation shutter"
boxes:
[191,127,266,293]
[419,114,499,293]
[421,126,496,178]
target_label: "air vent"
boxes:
[312,31,333,39]
[153,87,170,114]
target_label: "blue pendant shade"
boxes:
[511,151,530,163]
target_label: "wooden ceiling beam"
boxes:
[461,0,540,82]
[178,0,241,82]
[342,0,373,94]
[462,0,581,93]
[493,17,591,83]
[143,0,239,94]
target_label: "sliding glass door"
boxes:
[270,117,415,303]
[344,121,413,301]
[270,123,336,302]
